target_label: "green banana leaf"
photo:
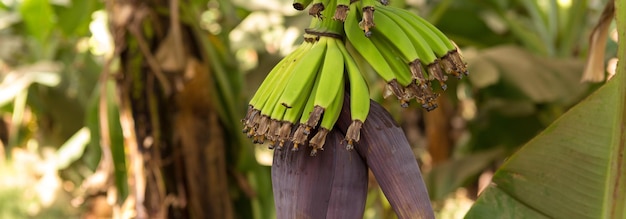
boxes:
[465,3,626,218]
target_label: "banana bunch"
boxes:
[344,0,468,110]
[242,33,371,155]
[243,0,468,155]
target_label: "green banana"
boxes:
[279,52,327,150]
[320,82,344,133]
[271,92,308,149]
[313,37,345,110]
[243,40,317,143]
[367,9,419,66]
[291,70,323,151]
[372,6,438,88]
[368,34,414,106]
[344,3,405,100]
[386,6,467,77]
[307,38,345,152]
[251,47,308,143]
[345,7,394,82]
[368,33,412,86]
[377,6,451,87]
[403,9,456,52]
[378,5,450,57]
[410,15,468,77]
[258,44,309,117]
[309,85,343,156]
[293,0,313,10]
[278,37,327,108]
[338,41,370,150]
[248,42,311,110]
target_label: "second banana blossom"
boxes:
[243,0,468,154]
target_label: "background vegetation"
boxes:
[0,0,616,218]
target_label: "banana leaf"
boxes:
[465,2,626,218]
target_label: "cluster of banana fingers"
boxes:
[243,35,369,156]
[345,0,468,110]
[243,0,467,154]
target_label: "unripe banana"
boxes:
[386,6,468,77]
[371,6,439,88]
[278,37,327,108]
[366,9,420,68]
[313,38,345,109]
[258,51,302,118]
[281,58,325,150]
[338,40,370,150]
[402,9,456,52]
[293,0,313,11]
[377,6,453,88]
[368,6,437,64]
[368,33,413,87]
[269,80,311,149]
[310,76,344,155]
[253,55,306,141]
[377,5,450,57]
[368,35,415,107]
[315,92,343,140]
[248,43,311,109]
[344,4,396,84]
[244,42,314,142]
[345,4,412,102]
[291,73,322,151]
[247,0,469,152]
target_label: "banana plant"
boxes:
[102,0,274,218]
[242,0,471,217]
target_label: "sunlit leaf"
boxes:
[0,62,61,107]
[55,127,90,170]
[55,0,99,35]
[474,46,587,104]
[467,51,499,88]
[19,0,56,43]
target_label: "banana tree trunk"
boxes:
[106,0,235,218]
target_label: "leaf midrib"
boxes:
[608,1,626,218]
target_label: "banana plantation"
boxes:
[0,0,624,218]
